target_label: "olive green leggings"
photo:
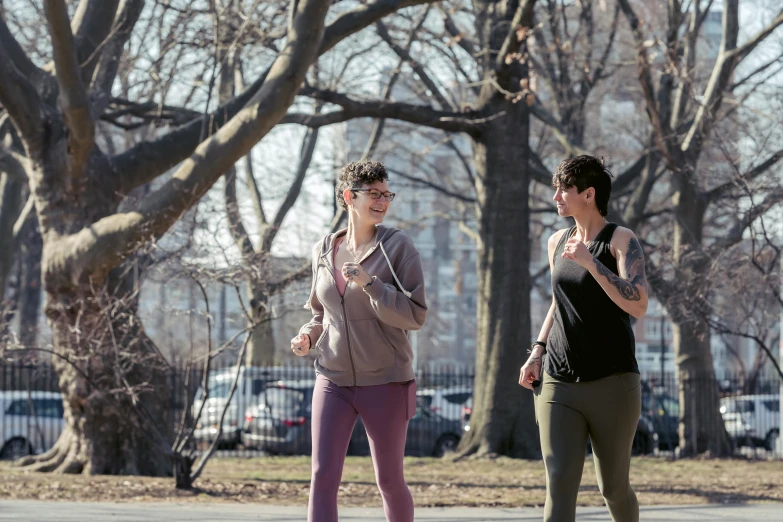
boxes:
[534,371,641,522]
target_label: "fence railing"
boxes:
[0,359,779,460]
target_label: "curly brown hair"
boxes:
[335,160,389,210]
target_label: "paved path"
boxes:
[0,501,781,521]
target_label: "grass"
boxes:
[0,456,781,507]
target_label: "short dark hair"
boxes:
[336,160,389,210]
[552,155,613,217]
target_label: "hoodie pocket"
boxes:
[348,319,396,371]
[317,323,351,372]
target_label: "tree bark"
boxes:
[459,103,539,458]
[457,0,539,459]
[0,173,23,301]
[17,209,42,348]
[669,163,732,456]
[246,287,276,367]
[18,261,171,475]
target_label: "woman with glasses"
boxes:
[290,160,428,522]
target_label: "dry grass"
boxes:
[0,456,781,507]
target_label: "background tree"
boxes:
[0,0,433,475]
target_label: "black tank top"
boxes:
[545,223,639,382]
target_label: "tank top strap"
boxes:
[553,226,577,264]
[594,222,618,245]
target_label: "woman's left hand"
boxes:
[561,238,594,268]
[342,262,373,287]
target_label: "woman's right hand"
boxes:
[519,354,542,390]
[290,334,311,357]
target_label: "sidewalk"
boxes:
[0,501,781,521]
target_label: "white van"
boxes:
[721,394,780,451]
[192,365,312,449]
[0,391,64,460]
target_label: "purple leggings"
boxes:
[308,374,416,522]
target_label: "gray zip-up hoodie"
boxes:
[299,225,427,386]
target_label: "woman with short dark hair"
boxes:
[519,155,648,522]
[291,160,427,522]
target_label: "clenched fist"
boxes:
[290,334,311,357]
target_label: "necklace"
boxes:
[344,230,376,262]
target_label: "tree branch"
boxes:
[387,167,475,202]
[495,0,535,73]
[612,150,653,193]
[439,5,478,59]
[375,17,455,111]
[529,98,585,156]
[713,188,783,253]
[261,106,322,253]
[528,149,552,186]
[707,147,783,202]
[113,0,439,196]
[682,5,783,155]
[70,0,121,84]
[319,0,441,56]
[44,0,95,179]
[0,141,30,182]
[62,0,331,282]
[617,0,671,161]
[224,167,256,259]
[731,7,783,64]
[0,43,43,140]
[300,87,484,134]
[90,0,146,115]
[235,62,267,229]
[0,12,45,81]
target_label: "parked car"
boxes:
[462,403,657,456]
[351,398,462,457]
[193,366,311,449]
[460,397,472,434]
[720,394,780,450]
[631,413,658,455]
[242,379,315,454]
[416,386,472,421]
[642,391,679,450]
[0,391,64,460]
[244,382,462,457]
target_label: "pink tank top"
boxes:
[333,237,348,296]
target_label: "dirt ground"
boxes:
[0,456,781,507]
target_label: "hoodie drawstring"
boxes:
[379,242,413,299]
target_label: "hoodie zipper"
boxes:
[340,294,357,386]
[320,228,395,386]
[321,249,358,386]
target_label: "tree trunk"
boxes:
[17,210,42,347]
[458,102,539,458]
[670,167,732,457]
[673,318,732,456]
[19,262,172,475]
[245,285,276,366]
[0,173,24,301]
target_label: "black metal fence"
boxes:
[0,359,780,460]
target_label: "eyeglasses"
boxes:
[351,188,396,202]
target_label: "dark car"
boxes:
[241,379,315,454]
[243,382,462,457]
[462,404,658,456]
[350,399,462,457]
[643,392,679,450]
[631,413,658,455]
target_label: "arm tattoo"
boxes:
[593,237,647,302]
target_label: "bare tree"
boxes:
[0,0,435,475]
[608,0,783,455]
